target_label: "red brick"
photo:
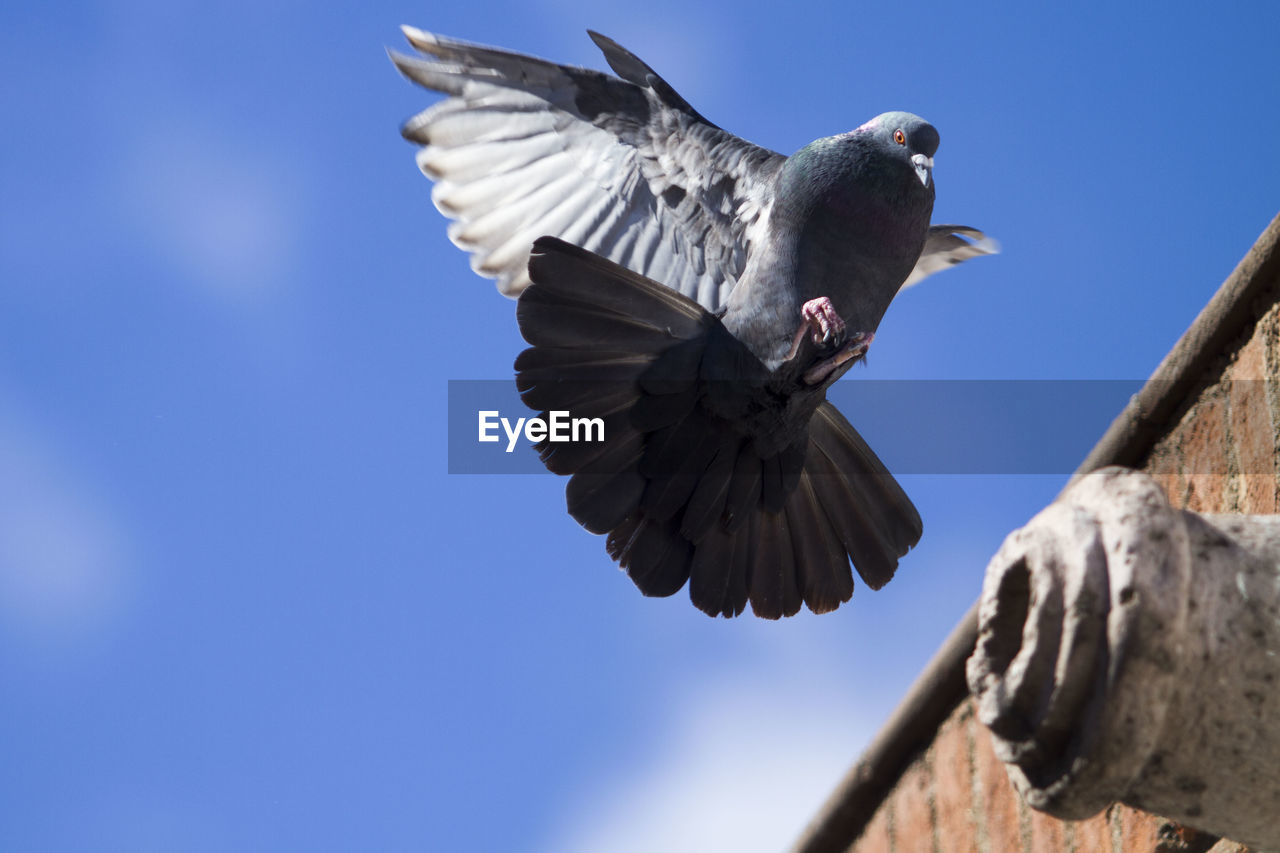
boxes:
[891,758,935,853]
[1235,471,1278,515]
[1229,331,1268,381]
[1179,391,1230,512]
[1186,474,1230,513]
[1027,808,1066,851]
[1068,811,1114,853]
[1229,388,1275,512]
[1227,336,1277,513]
[932,706,978,853]
[1259,304,1280,383]
[850,798,892,853]
[971,724,1024,852]
[1147,470,1186,508]
[1114,805,1166,849]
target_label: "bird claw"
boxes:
[786,296,848,361]
[801,296,845,344]
[803,331,874,385]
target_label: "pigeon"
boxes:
[391,28,997,618]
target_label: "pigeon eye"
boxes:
[893,129,906,146]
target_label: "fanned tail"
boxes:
[515,237,921,618]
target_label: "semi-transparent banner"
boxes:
[447,379,1268,474]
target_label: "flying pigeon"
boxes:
[391,28,997,618]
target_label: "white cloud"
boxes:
[0,396,135,652]
[114,118,304,307]
[543,672,877,853]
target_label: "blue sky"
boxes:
[2,2,1278,851]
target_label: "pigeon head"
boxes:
[776,111,939,221]
[856,111,939,189]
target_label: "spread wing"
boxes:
[390,27,784,312]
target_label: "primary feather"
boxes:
[392,26,782,309]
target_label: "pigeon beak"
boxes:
[911,153,933,188]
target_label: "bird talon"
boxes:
[801,296,845,346]
[802,331,874,385]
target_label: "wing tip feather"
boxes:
[401,25,434,49]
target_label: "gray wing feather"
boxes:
[902,225,1001,289]
[391,26,783,311]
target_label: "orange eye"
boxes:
[894,129,906,145]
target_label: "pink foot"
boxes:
[786,296,848,361]
[801,296,845,344]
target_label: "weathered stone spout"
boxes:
[967,466,1280,848]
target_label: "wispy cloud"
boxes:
[113,118,305,307]
[0,393,135,653]
[542,671,876,853]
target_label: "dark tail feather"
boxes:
[534,410,632,475]
[639,412,722,522]
[519,238,714,602]
[517,294,686,351]
[609,514,693,598]
[785,470,856,614]
[722,443,763,534]
[748,508,802,619]
[678,437,740,543]
[519,384,638,420]
[807,403,922,590]
[517,237,920,617]
[688,522,744,616]
[514,347,651,383]
[563,426,646,534]
[521,237,707,338]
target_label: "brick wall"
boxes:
[845,699,1239,853]
[845,290,1280,852]
[1148,307,1280,517]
